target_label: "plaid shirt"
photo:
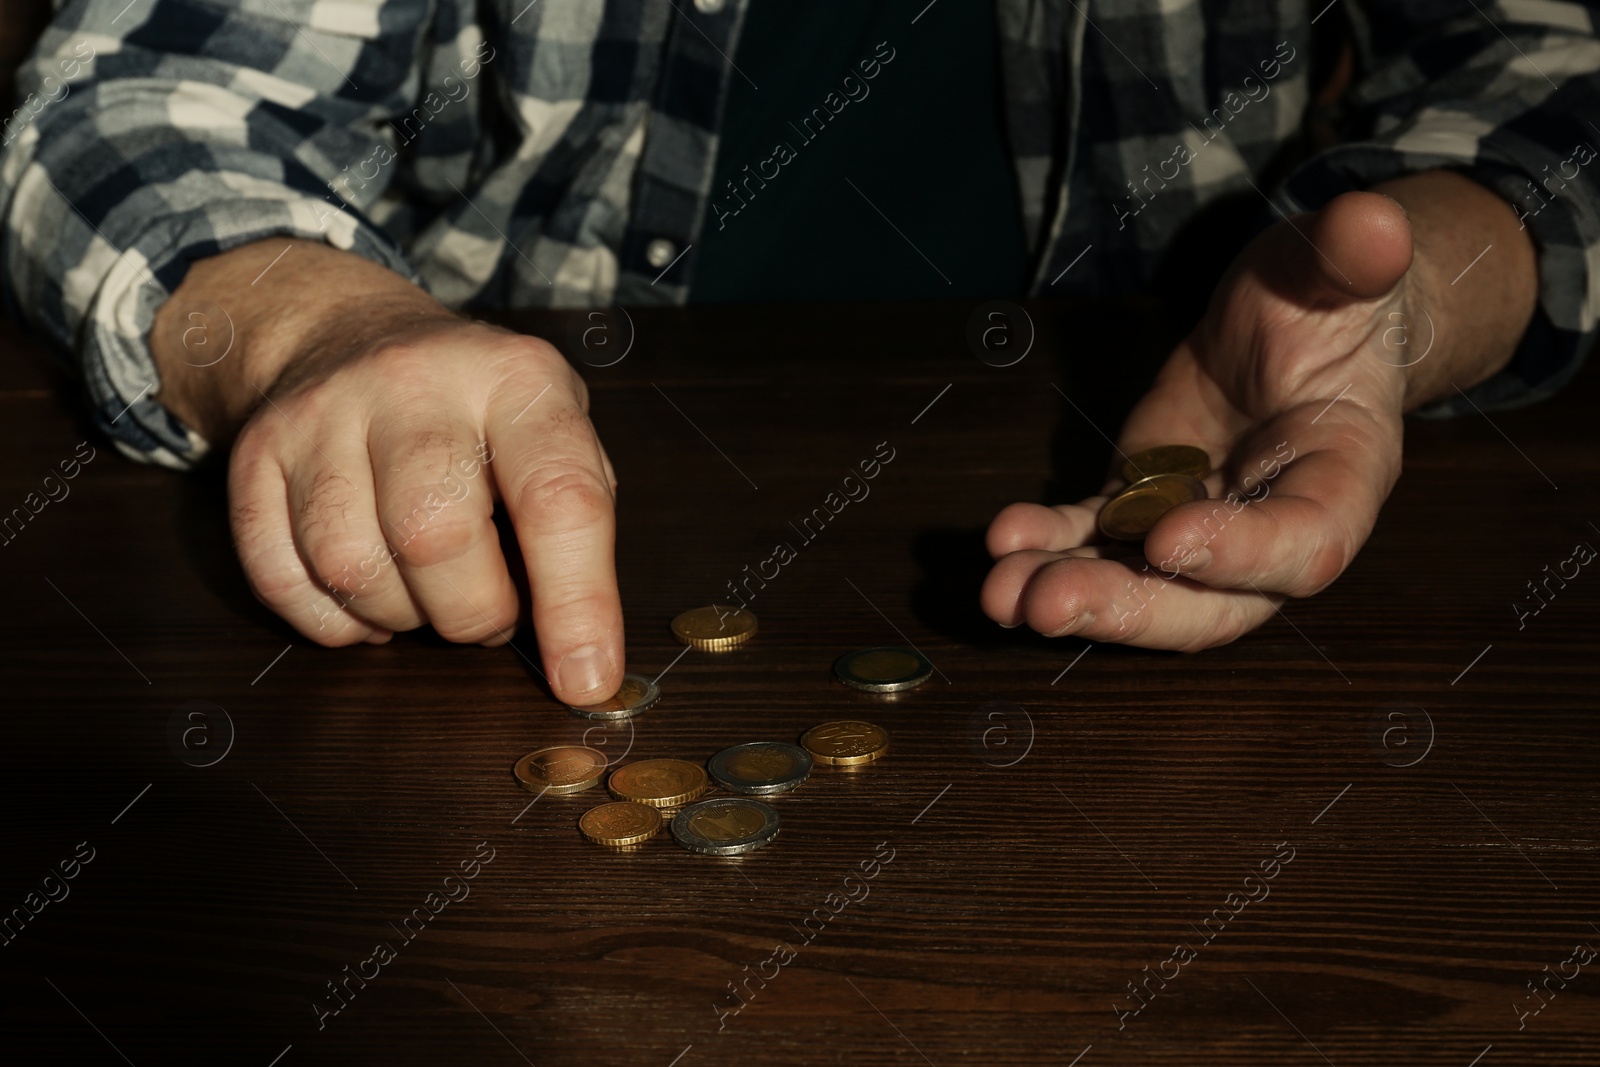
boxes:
[2,0,1597,467]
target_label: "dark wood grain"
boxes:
[1,300,1597,1066]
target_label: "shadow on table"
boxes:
[902,293,1189,649]
[175,471,553,685]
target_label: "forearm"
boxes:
[1369,169,1539,411]
[150,239,461,444]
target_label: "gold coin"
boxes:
[513,745,608,795]
[670,605,758,651]
[578,801,664,846]
[608,758,710,808]
[1120,445,1211,483]
[800,720,890,766]
[1096,473,1208,542]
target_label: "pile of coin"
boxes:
[514,607,912,855]
[1096,444,1212,542]
[671,605,757,651]
[514,719,889,852]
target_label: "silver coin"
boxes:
[566,673,660,720]
[833,647,933,693]
[670,797,781,856]
[706,742,813,796]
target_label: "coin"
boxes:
[513,745,609,795]
[801,720,890,766]
[1096,473,1208,542]
[834,647,933,692]
[566,673,660,720]
[608,758,710,808]
[671,605,758,651]
[670,797,781,855]
[578,800,664,846]
[1120,444,1211,483]
[707,742,813,795]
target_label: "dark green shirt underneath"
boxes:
[690,0,1027,303]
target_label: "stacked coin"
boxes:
[671,797,781,855]
[1120,445,1210,484]
[671,605,758,651]
[1098,445,1211,542]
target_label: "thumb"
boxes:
[1302,190,1413,301]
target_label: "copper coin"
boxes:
[1120,444,1211,483]
[1096,474,1207,542]
[579,801,664,846]
[801,720,890,766]
[607,758,710,808]
[671,606,758,651]
[513,745,608,795]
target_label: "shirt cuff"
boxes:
[83,194,420,469]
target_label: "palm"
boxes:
[982,193,1413,650]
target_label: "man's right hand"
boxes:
[150,238,624,706]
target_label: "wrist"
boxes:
[151,239,455,442]
[266,293,466,402]
[1368,170,1538,411]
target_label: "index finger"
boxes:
[489,365,624,706]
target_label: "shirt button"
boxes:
[694,0,726,12]
[646,238,677,269]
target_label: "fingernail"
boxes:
[364,629,393,645]
[1044,613,1091,638]
[998,621,1023,630]
[559,644,610,699]
[481,623,516,648]
[1178,547,1213,572]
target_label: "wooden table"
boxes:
[1,300,1597,1066]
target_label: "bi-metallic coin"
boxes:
[707,741,813,795]
[834,647,933,693]
[670,797,781,855]
[566,673,661,720]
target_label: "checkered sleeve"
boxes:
[0,0,453,468]
[1275,0,1600,416]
